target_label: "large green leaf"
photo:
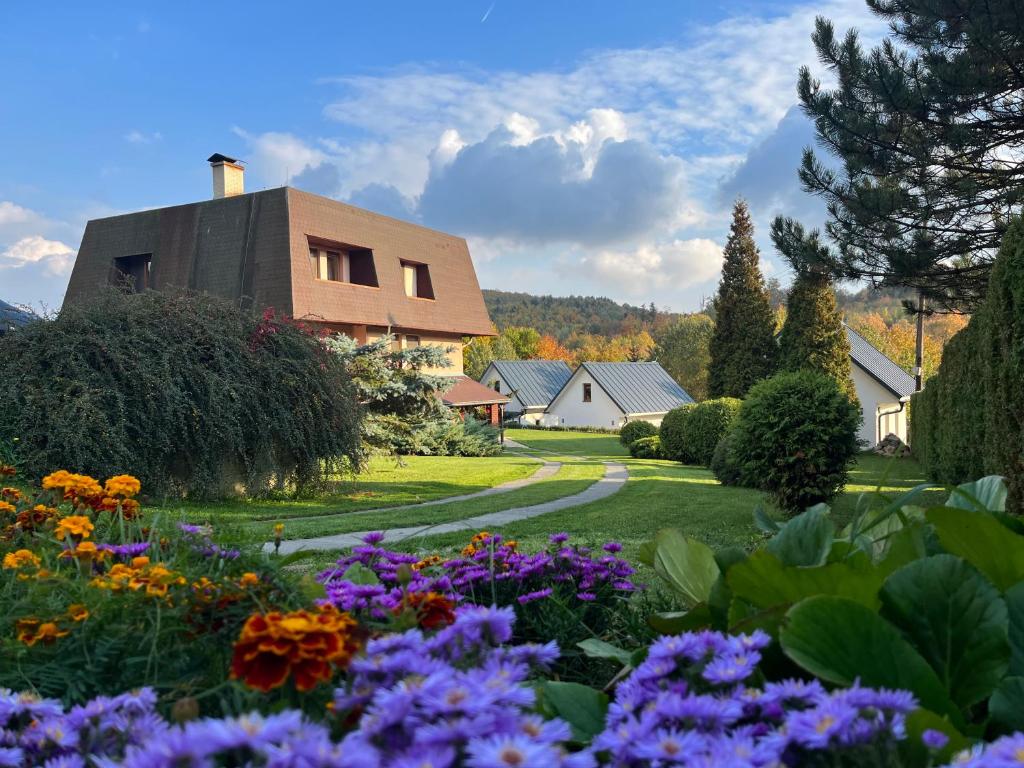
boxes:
[576,639,633,666]
[990,677,1024,733]
[765,505,834,566]
[649,529,719,607]
[1005,582,1024,677]
[946,476,1008,512]
[927,507,1024,591]
[901,709,973,768]
[880,554,1009,709]
[537,681,608,742]
[728,551,883,611]
[780,596,961,724]
[648,605,714,635]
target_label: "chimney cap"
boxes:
[207,153,242,165]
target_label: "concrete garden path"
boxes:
[269,459,628,554]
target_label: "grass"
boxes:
[505,429,629,460]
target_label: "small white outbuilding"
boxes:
[543,361,694,429]
[844,325,916,446]
[479,360,574,425]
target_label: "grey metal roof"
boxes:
[487,360,573,408]
[844,324,916,399]
[572,361,694,415]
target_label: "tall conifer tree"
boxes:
[708,200,777,398]
[778,268,856,398]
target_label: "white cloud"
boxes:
[0,202,34,226]
[232,128,327,187]
[0,235,76,276]
[124,130,162,144]
[578,239,724,298]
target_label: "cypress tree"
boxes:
[778,268,856,398]
[708,200,777,398]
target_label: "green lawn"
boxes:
[505,429,629,459]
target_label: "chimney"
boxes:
[207,153,244,199]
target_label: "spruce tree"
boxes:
[778,267,856,398]
[708,200,777,398]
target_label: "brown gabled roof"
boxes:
[441,376,510,407]
[64,187,495,337]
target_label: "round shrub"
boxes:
[679,397,742,466]
[659,404,696,463]
[730,370,860,513]
[710,432,743,487]
[629,435,663,459]
[0,290,362,498]
[619,419,658,446]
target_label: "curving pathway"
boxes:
[268,460,628,554]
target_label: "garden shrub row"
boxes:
[618,419,657,446]
[911,218,1024,512]
[659,398,740,465]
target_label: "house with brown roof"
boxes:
[63,155,494,375]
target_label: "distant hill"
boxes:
[482,290,682,340]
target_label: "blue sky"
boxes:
[0,0,883,313]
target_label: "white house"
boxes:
[845,325,916,446]
[544,361,694,429]
[479,360,573,425]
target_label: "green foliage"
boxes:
[911,218,1024,512]
[639,475,1024,735]
[628,435,662,459]
[679,398,741,466]
[778,270,855,397]
[619,420,657,446]
[708,200,778,398]
[0,291,361,498]
[653,314,714,401]
[658,404,697,463]
[501,326,542,359]
[730,371,861,512]
[710,433,743,487]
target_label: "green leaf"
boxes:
[339,562,380,585]
[648,605,714,635]
[946,476,1008,512]
[780,596,961,724]
[649,529,719,607]
[637,538,657,567]
[990,677,1024,732]
[876,520,930,576]
[537,681,608,742]
[765,505,834,566]
[927,506,1024,591]
[577,638,632,666]
[1005,582,1024,677]
[753,505,780,534]
[728,551,883,611]
[880,554,1009,709]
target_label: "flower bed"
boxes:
[2,464,1023,766]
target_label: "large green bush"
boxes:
[911,218,1024,512]
[658,404,697,463]
[619,420,658,446]
[710,433,743,487]
[731,370,860,513]
[679,397,742,466]
[0,290,362,498]
[629,435,663,459]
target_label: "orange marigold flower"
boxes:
[59,541,107,562]
[3,549,41,570]
[14,505,59,533]
[239,572,260,587]
[412,554,443,571]
[43,471,104,507]
[0,465,15,477]
[104,475,141,499]
[67,604,90,622]
[0,501,15,515]
[231,605,361,693]
[89,557,185,597]
[54,515,94,541]
[0,488,20,502]
[16,618,69,646]
[402,591,457,630]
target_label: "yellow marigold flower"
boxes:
[131,556,150,568]
[54,515,94,541]
[59,541,105,562]
[104,475,141,499]
[41,470,72,490]
[239,572,260,587]
[3,549,41,570]
[412,554,442,571]
[0,501,15,515]
[15,618,69,646]
[273,523,284,537]
[67,604,90,622]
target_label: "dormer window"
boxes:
[307,239,378,287]
[401,260,434,299]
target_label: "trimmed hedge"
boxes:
[679,398,742,466]
[620,420,658,446]
[659,404,697,463]
[731,370,860,513]
[629,435,663,459]
[911,217,1024,512]
[710,433,743,487]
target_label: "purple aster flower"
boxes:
[362,531,386,544]
[516,588,553,605]
[549,532,570,544]
[922,728,949,751]
[464,734,562,768]
[602,542,623,553]
[576,592,597,601]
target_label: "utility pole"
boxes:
[914,290,926,391]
